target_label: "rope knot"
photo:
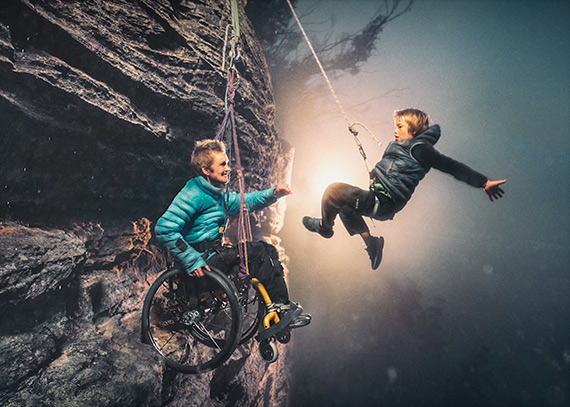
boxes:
[348,124,359,136]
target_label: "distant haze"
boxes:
[276,1,570,406]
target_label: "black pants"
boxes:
[207,241,289,303]
[320,182,394,236]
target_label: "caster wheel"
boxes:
[259,339,278,363]
[276,329,291,344]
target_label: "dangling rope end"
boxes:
[352,122,382,147]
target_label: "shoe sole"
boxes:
[371,237,384,270]
[302,217,333,239]
[290,315,311,328]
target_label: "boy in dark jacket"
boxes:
[303,108,506,269]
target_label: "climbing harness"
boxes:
[284,0,381,174]
[214,2,252,277]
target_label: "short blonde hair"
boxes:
[393,108,430,136]
[191,139,225,173]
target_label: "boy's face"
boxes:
[394,117,414,142]
[202,151,230,185]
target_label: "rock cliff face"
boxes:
[0,0,289,224]
[0,220,292,407]
[0,0,293,406]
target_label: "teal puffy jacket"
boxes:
[155,176,277,272]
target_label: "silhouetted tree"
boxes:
[245,0,413,114]
[246,0,412,78]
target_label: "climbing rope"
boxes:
[284,0,381,173]
[215,11,252,277]
[222,0,242,72]
[230,0,240,37]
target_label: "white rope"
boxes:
[284,0,381,172]
[284,0,351,126]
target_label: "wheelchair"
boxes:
[141,264,296,374]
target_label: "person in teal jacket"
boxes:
[155,139,310,327]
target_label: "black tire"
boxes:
[141,266,242,374]
[276,328,291,344]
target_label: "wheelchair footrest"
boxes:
[255,305,302,342]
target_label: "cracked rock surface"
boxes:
[1,0,289,225]
[0,1,293,405]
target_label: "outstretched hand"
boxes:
[484,179,506,202]
[274,184,292,198]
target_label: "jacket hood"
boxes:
[414,124,441,146]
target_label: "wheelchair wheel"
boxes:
[259,338,278,363]
[235,278,265,345]
[276,328,291,344]
[141,266,242,374]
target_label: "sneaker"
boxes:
[302,216,334,238]
[272,301,311,329]
[289,313,311,328]
[366,236,384,270]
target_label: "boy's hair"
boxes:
[394,108,430,136]
[191,139,226,173]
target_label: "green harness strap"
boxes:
[372,182,391,198]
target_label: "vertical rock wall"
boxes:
[0,0,289,224]
[0,0,294,405]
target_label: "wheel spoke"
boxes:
[194,321,223,350]
[142,267,242,374]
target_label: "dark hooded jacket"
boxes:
[371,124,488,220]
[372,125,441,219]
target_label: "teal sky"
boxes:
[281,1,569,405]
[296,0,569,145]
[284,0,569,248]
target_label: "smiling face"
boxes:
[394,117,414,142]
[202,150,230,185]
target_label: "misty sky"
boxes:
[275,1,570,406]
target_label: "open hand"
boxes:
[274,184,292,198]
[484,179,506,202]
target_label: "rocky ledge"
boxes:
[0,219,292,406]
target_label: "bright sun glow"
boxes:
[306,155,366,204]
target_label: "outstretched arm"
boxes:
[484,179,506,202]
[227,184,292,214]
[412,144,507,201]
[411,143,488,187]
